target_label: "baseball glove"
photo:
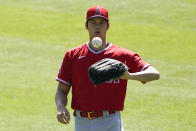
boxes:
[88,58,128,85]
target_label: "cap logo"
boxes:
[95,7,102,15]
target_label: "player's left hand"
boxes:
[88,58,128,85]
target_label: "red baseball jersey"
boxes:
[56,42,150,111]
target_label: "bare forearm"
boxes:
[55,90,68,109]
[55,83,71,124]
[121,66,160,82]
[128,71,159,82]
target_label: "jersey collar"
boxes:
[86,42,112,54]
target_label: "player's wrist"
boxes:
[57,104,66,110]
[119,71,130,80]
[127,72,134,80]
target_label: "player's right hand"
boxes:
[57,106,70,124]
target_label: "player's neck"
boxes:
[89,37,107,52]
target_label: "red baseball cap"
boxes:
[86,6,109,21]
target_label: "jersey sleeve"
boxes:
[56,51,72,87]
[125,52,151,73]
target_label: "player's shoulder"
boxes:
[65,43,87,56]
[67,43,86,52]
[110,43,135,55]
[62,43,87,60]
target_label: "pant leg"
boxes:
[107,112,124,131]
[75,117,92,131]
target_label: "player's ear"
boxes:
[85,21,88,30]
[107,22,110,30]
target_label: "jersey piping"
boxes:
[141,64,151,71]
[86,42,112,54]
[56,77,71,86]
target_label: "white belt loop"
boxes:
[75,110,82,118]
[103,110,109,117]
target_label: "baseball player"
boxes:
[55,6,160,131]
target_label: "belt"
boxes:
[73,110,116,120]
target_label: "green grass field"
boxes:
[0,0,196,130]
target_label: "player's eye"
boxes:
[100,21,107,24]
